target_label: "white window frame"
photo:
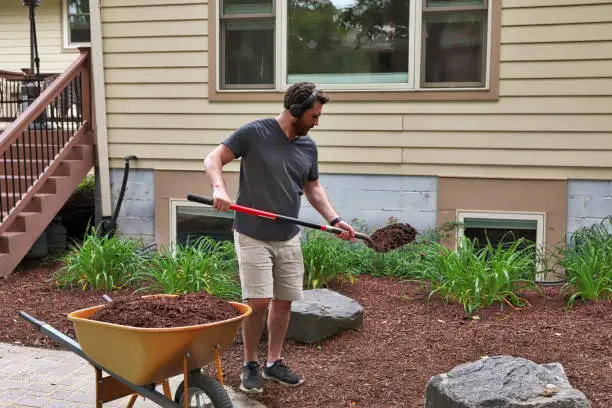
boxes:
[456,209,547,279]
[216,0,492,92]
[170,199,235,247]
[63,0,91,49]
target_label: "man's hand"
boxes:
[335,220,355,241]
[212,188,232,212]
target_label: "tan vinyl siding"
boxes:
[103,0,612,180]
[0,0,79,73]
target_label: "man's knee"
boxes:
[270,298,292,311]
[247,298,271,314]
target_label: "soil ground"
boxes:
[1,258,610,408]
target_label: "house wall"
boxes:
[0,0,79,73]
[567,180,612,238]
[102,0,612,180]
[299,175,438,233]
[99,0,612,246]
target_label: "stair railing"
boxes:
[0,48,91,226]
[0,69,26,121]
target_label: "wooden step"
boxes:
[6,211,40,233]
[0,231,23,253]
[0,126,95,277]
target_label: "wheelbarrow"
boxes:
[19,294,252,408]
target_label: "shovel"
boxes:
[186,194,375,247]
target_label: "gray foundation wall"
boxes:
[299,174,438,233]
[567,180,612,238]
[106,170,610,247]
[109,168,155,244]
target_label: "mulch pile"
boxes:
[90,292,240,328]
[367,222,418,252]
[1,259,611,408]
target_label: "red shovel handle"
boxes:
[186,193,374,246]
[187,194,277,219]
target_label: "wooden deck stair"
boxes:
[0,49,94,277]
[0,131,94,275]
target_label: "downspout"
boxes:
[89,0,112,220]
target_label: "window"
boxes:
[216,0,491,92]
[456,210,547,280]
[63,0,91,48]
[170,200,235,246]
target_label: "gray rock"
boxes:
[425,355,591,408]
[286,289,363,343]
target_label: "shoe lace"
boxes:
[272,360,292,377]
[245,362,259,377]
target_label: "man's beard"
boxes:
[295,120,311,137]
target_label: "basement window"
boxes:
[456,210,546,278]
[170,199,235,246]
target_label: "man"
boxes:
[203,82,355,393]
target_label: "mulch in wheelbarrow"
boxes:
[365,223,418,252]
[89,292,240,328]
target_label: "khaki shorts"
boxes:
[233,230,305,301]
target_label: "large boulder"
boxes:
[286,289,363,343]
[425,355,591,408]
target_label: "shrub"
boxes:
[301,230,357,289]
[419,236,539,316]
[55,226,145,291]
[557,216,612,308]
[135,237,241,301]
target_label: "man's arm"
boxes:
[204,144,236,212]
[304,179,355,240]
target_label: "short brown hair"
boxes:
[283,81,329,111]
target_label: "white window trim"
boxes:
[217,0,492,92]
[169,198,234,247]
[456,209,547,279]
[62,0,91,49]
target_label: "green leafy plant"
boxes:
[349,222,460,279]
[135,237,241,300]
[557,216,612,308]
[75,172,95,194]
[419,235,538,316]
[301,230,357,289]
[55,226,145,291]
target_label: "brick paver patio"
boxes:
[0,343,264,407]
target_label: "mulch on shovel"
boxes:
[366,222,418,252]
[89,292,240,328]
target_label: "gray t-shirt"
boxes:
[222,118,319,241]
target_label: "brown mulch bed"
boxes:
[1,259,611,408]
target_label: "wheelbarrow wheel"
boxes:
[174,372,233,408]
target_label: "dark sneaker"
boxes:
[262,359,304,387]
[240,361,263,394]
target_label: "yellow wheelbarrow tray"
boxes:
[19,294,252,408]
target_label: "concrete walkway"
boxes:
[0,343,265,408]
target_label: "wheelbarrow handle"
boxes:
[186,193,366,241]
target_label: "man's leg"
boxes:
[243,298,270,363]
[261,234,305,387]
[234,231,274,393]
[266,298,292,363]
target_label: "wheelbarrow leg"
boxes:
[124,379,171,408]
[162,379,172,398]
[126,395,138,408]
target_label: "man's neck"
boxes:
[276,112,298,141]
